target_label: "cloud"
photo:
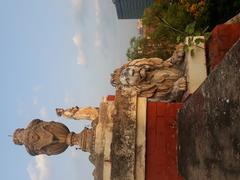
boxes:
[39,106,48,118]
[76,50,86,65]
[27,155,50,180]
[72,0,83,9]
[70,0,138,70]
[72,33,87,65]
[72,33,82,47]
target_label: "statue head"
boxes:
[119,66,146,86]
[56,108,64,116]
[13,128,25,145]
[111,63,147,87]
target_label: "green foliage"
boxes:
[126,37,145,60]
[126,1,192,60]
[180,0,240,30]
[142,2,194,44]
[126,0,240,60]
[185,21,196,35]
[126,36,174,61]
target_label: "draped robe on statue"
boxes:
[16,119,70,156]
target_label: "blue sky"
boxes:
[0,0,138,179]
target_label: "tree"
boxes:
[142,2,194,44]
[126,36,175,61]
[126,37,147,61]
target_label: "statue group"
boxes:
[13,43,187,157]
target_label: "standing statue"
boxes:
[111,43,186,101]
[13,119,94,156]
[56,106,99,121]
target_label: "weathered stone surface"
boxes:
[13,119,95,156]
[207,24,240,71]
[111,89,137,180]
[93,102,110,180]
[93,99,115,180]
[111,44,186,101]
[13,120,70,156]
[178,40,240,180]
[225,12,240,24]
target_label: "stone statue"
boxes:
[13,119,94,156]
[111,43,186,101]
[56,106,99,121]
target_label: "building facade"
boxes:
[112,0,154,19]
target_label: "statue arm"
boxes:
[44,143,68,156]
[68,106,80,114]
[26,144,51,156]
[27,142,68,156]
[27,119,43,128]
[25,144,38,156]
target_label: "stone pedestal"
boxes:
[93,96,115,180]
[94,94,183,180]
[94,93,147,180]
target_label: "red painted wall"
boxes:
[207,24,240,71]
[106,95,115,101]
[146,102,183,180]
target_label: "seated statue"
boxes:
[13,119,94,156]
[56,106,99,121]
[111,43,186,101]
[13,119,71,156]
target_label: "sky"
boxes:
[0,0,138,180]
